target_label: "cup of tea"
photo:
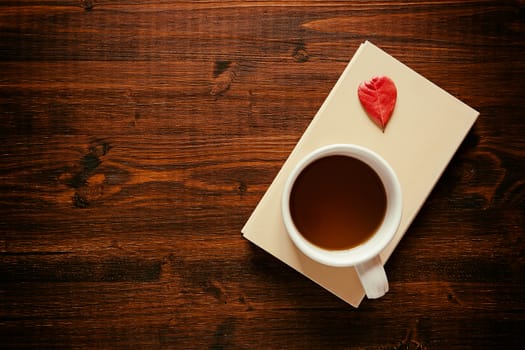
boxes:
[281,144,402,299]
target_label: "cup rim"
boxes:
[281,144,403,267]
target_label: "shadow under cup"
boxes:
[281,144,402,276]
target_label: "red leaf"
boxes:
[357,76,397,131]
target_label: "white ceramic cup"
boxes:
[281,144,402,299]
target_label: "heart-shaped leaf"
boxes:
[358,76,397,131]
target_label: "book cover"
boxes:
[242,41,479,307]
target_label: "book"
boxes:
[242,41,479,307]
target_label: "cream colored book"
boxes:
[242,41,479,307]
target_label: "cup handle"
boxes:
[355,256,389,299]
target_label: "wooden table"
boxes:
[1,1,523,348]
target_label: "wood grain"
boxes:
[1,0,524,349]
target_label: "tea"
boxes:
[289,155,387,250]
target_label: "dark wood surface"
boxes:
[1,1,524,349]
